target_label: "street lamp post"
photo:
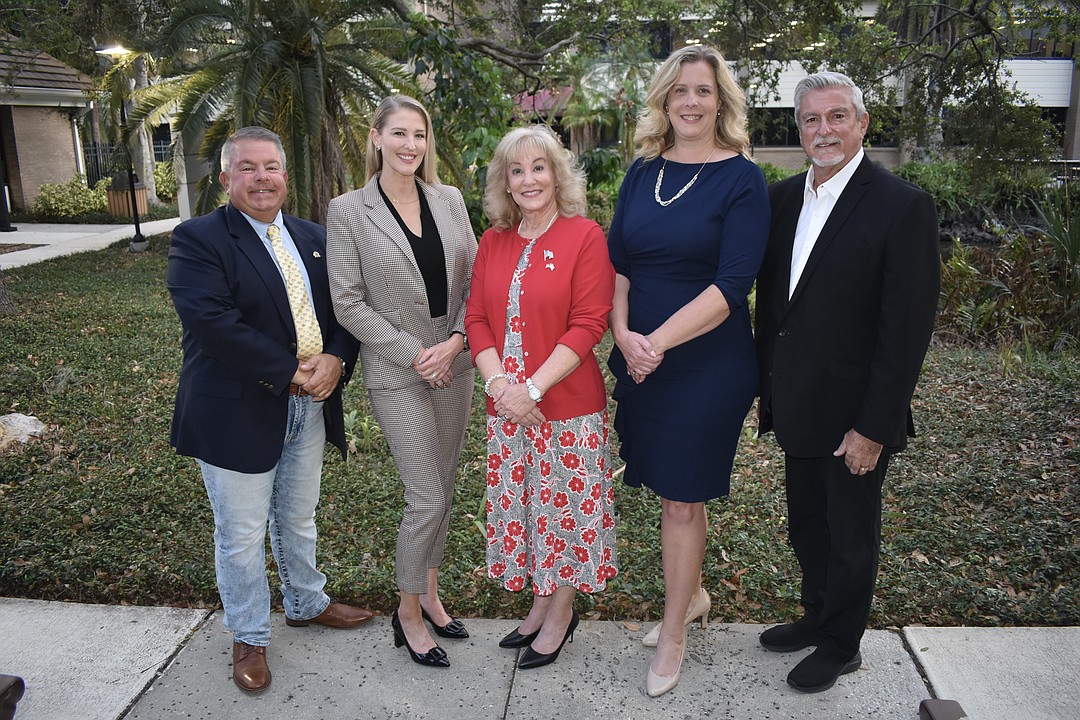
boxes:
[96,45,147,252]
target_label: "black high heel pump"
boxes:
[498,626,540,649]
[421,608,469,639]
[392,610,449,667]
[517,608,579,669]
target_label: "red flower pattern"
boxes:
[510,464,526,485]
[484,241,617,594]
[486,410,618,594]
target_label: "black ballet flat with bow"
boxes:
[421,608,469,639]
[517,608,579,669]
[392,611,450,667]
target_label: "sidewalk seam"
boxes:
[116,609,215,720]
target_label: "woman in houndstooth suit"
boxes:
[326,95,477,668]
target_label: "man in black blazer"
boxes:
[167,127,369,694]
[756,73,940,693]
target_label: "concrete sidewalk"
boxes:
[0,219,182,270]
[1,598,1077,720]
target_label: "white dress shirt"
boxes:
[788,149,865,299]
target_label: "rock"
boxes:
[0,413,46,451]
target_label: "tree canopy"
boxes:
[3,0,1077,221]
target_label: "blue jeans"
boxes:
[198,395,331,646]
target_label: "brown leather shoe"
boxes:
[285,602,375,629]
[232,642,271,693]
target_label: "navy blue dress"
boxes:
[608,154,769,502]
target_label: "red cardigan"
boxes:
[465,215,614,421]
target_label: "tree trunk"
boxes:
[0,271,15,316]
[132,55,160,206]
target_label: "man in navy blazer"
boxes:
[167,126,369,694]
[756,73,940,693]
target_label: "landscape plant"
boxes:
[153,161,178,203]
[29,176,109,219]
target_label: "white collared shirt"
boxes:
[788,148,865,299]
[238,209,316,301]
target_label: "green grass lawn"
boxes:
[1,235,1077,628]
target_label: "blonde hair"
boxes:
[365,95,439,184]
[635,45,750,161]
[483,125,587,230]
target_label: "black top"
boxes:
[379,182,448,318]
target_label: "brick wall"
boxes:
[7,106,80,210]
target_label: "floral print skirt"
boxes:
[485,410,619,595]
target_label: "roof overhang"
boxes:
[0,85,92,109]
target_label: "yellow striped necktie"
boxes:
[267,223,323,359]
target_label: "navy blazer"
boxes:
[756,156,940,457]
[167,203,360,473]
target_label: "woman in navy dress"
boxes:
[607,45,769,697]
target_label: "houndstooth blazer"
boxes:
[326,175,478,390]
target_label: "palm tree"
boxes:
[130,0,415,222]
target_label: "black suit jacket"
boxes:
[756,156,940,458]
[167,203,360,473]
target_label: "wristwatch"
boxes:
[525,377,543,402]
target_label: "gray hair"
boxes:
[221,126,287,173]
[793,72,867,127]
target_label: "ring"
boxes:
[859,466,868,471]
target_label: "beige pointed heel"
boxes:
[645,641,685,697]
[642,587,711,647]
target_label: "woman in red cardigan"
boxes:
[465,125,618,670]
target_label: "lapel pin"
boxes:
[313,251,322,258]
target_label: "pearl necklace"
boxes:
[518,211,559,239]
[654,149,716,207]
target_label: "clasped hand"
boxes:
[616,329,664,384]
[292,353,343,401]
[413,336,461,389]
[491,382,546,427]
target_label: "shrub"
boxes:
[154,161,178,202]
[896,161,1053,227]
[894,162,968,224]
[756,161,799,185]
[937,192,1080,349]
[30,175,109,219]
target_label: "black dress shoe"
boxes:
[392,611,450,667]
[760,620,819,652]
[787,648,861,693]
[421,608,469,639]
[518,608,579,669]
[499,626,540,649]
[0,674,26,720]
